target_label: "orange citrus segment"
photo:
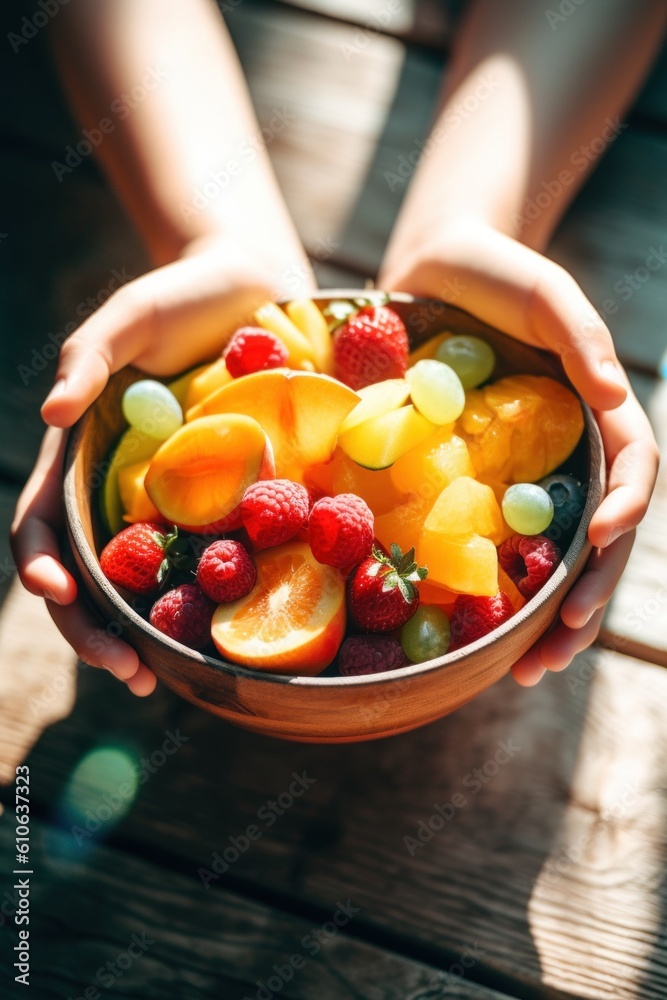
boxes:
[211,543,345,674]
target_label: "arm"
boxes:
[12,0,312,694]
[380,0,664,685]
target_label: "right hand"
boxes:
[11,235,315,695]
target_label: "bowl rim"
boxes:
[63,291,605,689]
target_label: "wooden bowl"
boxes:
[63,292,605,743]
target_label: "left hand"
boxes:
[379,220,659,685]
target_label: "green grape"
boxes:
[406,359,465,425]
[400,605,451,662]
[502,483,554,535]
[122,379,183,440]
[435,335,495,389]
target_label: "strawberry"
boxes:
[223,326,288,378]
[349,543,427,632]
[240,479,310,549]
[149,583,215,650]
[325,298,409,390]
[498,534,561,599]
[309,493,374,571]
[449,593,514,650]
[100,521,177,595]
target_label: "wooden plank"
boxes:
[599,373,667,665]
[0,817,520,1000]
[6,644,667,999]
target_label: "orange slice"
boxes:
[211,543,346,674]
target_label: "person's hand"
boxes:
[379,220,659,685]
[11,235,315,695]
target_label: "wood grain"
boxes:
[0,817,520,1000]
[5,644,667,999]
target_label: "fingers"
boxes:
[588,391,659,548]
[560,530,635,630]
[381,223,627,411]
[11,428,78,605]
[511,607,605,686]
[41,281,152,428]
[47,598,156,696]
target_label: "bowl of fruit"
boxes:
[63,291,603,742]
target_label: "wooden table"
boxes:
[1,2,667,997]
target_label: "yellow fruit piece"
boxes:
[286,299,333,374]
[374,495,432,554]
[305,447,407,516]
[168,365,209,407]
[189,369,359,481]
[339,378,411,435]
[425,476,504,545]
[101,427,162,535]
[477,474,514,543]
[416,578,457,609]
[409,331,451,364]
[118,460,161,524]
[497,566,527,613]
[417,532,498,596]
[457,375,584,483]
[390,428,474,498]
[339,404,435,470]
[184,358,233,413]
[254,301,316,368]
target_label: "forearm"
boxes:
[382,0,666,275]
[50,0,307,277]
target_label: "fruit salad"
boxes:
[97,295,587,676]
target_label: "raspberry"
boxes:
[498,534,561,599]
[224,326,288,378]
[449,593,514,650]
[309,493,374,571]
[338,635,407,676]
[149,583,215,650]
[240,479,310,549]
[331,304,409,390]
[196,539,257,603]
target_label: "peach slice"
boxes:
[211,542,346,674]
[253,302,316,369]
[338,404,435,470]
[286,299,334,374]
[183,358,233,413]
[145,414,274,533]
[187,369,359,481]
[117,460,162,524]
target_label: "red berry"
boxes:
[498,534,561,599]
[100,521,177,595]
[332,304,409,390]
[349,544,427,633]
[240,479,310,549]
[338,635,407,676]
[224,326,288,378]
[149,583,215,650]
[449,593,514,650]
[196,539,257,603]
[309,493,374,571]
